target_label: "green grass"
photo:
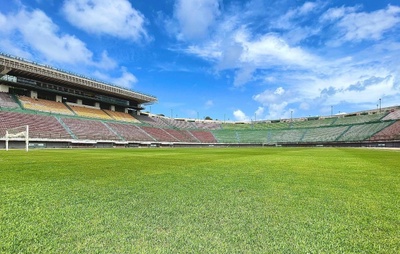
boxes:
[0,147,399,253]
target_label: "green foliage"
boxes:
[0,148,399,253]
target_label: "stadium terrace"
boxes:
[1,53,400,149]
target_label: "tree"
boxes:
[204,116,212,120]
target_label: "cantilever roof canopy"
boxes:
[0,54,157,105]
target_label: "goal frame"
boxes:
[5,125,29,152]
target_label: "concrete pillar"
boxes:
[56,95,62,102]
[95,102,100,108]
[30,90,38,99]
[76,99,82,105]
[0,84,9,93]
[110,105,115,111]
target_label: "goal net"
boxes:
[5,125,29,151]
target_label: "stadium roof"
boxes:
[0,53,157,104]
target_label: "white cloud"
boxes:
[323,75,397,105]
[166,1,400,117]
[274,87,285,95]
[93,67,138,89]
[323,5,400,44]
[253,86,287,105]
[241,33,318,68]
[255,106,264,119]
[113,67,138,89]
[273,1,321,29]
[62,0,149,42]
[0,9,111,66]
[173,0,220,41]
[183,43,222,61]
[320,6,359,22]
[266,102,289,120]
[233,66,254,87]
[233,109,250,121]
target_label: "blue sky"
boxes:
[1,0,399,121]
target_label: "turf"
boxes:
[0,147,399,253]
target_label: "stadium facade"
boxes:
[1,53,400,149]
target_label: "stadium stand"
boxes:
[253,121,290,129]
[194,121,221,130]
[265,129,304,143]
[0,111,71,139]
[301,126,348,142]
[106,122,155,141]
[164,129,199,143]
[61,117,120,140]
[189,130,217,143]
[163,118,197,129]
[334,113,387,125]
[68,104,113,120]
[0,92,19,108]
[103,110,140,123]
[211,130,239,143]
[134,114,158,126]
[290,118,336,128]
[370,121,400,141]
[19,96,74,115]
[382,109,400,121]
[337,122,393,142]
[236,130,269,143]
[140,126,179,142]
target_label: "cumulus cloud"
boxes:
[62,0,149,42]
[233,109,250,121]
[94,67,138,89]
[0,8,111,67]
[254,106,264,119]
[173,0,220,41]
[166,1,400,117]
[253,87,286,105]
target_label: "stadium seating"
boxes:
[334,113,386,125]
[61,117,120,140]
[1,98,398,145]
[236,130,269,143]
[0,92,19,108]
[140,126,179,142]
[211,130,239,143]
[134,114,158,126]
[164,129,199,143]
[103,110,140,123]
[68,105,113,120]
[193,121,221,130]
[19,96,74,115]
[164,118,197,129]
[382,110,400,121]
[290,118,336,128]
[189,130,217,143]
[106,122,154,141]
[370,121,400,140]
[0,111,71,139]
[301,126,348,142]
[265,129,304,143]
[337,122,393,142]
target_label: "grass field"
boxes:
[0,147,399,253]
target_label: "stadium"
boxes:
[1,53,400,149]
[1,53,399,253]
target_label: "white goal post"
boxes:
[5,125,29,151]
